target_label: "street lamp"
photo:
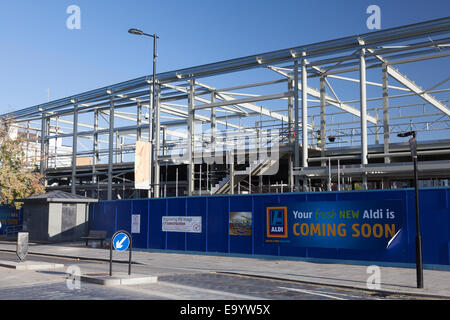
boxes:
[397,130,423,288]
[128,28,160,198]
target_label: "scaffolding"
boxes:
[2,17,450,199]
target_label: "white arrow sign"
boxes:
[115,235,127,249]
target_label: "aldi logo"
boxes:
[266,207,288,238]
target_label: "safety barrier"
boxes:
[88,188,450,268]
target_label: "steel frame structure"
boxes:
[2,17,450,199]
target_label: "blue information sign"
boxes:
[112,232,130,252]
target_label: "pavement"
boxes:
[0,240,449,299]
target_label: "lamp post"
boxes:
[397,130,424,288]
[128,28,159,198]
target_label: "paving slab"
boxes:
[0,260,64,271]
[79,273,158,286]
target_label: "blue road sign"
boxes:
[112,232,130,252]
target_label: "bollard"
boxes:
[16,232,29,262]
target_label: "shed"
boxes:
[18,191,98,243]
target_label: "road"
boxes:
[0,251,427,300]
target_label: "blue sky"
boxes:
[0,0,449,113]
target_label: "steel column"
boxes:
[92,109,98,198]
[154,84,161,198]
[149,33,158,197]
[288,77,294,191]
[71,104,78,195]
[40,116,47,178]
[115,132,120,163]
[320,76,327,166]
[54,116,58,168]
[148,85,153,198]
[229,151,234,195]
[211,91,216,164]
[359,49,368,190]
[293,59,300,190]
[137,102,142,141]
[108,98,114,200]
[175,167,179,197]
[382,63,391,164]
[288,79,294,143]
[187,80,195,196]
[301,55,309,191]
[210,91,216,193]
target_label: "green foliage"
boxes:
[0,119,45,209]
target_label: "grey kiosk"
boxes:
[19,191,98,243]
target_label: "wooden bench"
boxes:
[81,230,107,247]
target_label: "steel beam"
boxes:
[368,48,450,117]
[305,86,377,124]
[269,63,378,125]
[4,17,450,122]
[386,65,450,116]
[167,80,303,129]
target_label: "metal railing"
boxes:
[2,224,23,237]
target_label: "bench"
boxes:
[81,230,107,247]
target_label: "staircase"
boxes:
[211,149,286,194]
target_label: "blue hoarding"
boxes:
[0,206,21,233]
[89,188,450,268]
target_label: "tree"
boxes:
[0,118,45,209]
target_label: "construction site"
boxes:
[2,17,450,201]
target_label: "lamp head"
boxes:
[128,28,144,36]
[397,131,416,138]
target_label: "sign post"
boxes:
[110,230,132,276]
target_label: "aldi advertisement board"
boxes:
[89,188,450,266]
[265,200,403,250]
